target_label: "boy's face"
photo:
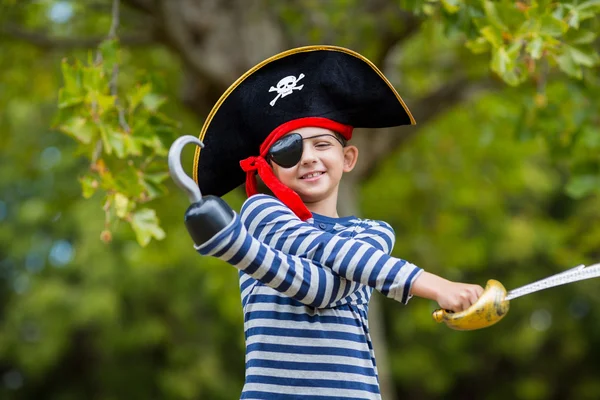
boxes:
[269,127,358,204]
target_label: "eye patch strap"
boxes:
[239,155,312,221]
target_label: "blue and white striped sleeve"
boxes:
[195,213,354,307]
[240,195,422,302]
[195,194,422,306]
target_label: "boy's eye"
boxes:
[315,142,332,148]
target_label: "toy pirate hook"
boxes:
[168,135,234,246]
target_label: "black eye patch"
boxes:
[267,133,304,168]
[267,133,346,169]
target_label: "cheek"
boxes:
[272,165,296,183]
[323,152,345,173]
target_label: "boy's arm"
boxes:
[193,196,482,311]
[410,271,484,311]
[241,197,395,303]
[196,213,379,308]
[237,195,423,303]
[206,195,421,304]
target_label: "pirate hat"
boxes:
[193,45,415,220]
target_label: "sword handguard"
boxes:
[432,279,510,331]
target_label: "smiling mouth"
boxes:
[300,171,324,179]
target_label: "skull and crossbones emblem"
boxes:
[269,73,305,106]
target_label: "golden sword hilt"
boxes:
[432,280,510,331]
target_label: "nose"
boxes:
[300,142,317,165]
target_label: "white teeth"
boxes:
[302,172,323,179]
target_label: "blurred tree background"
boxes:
[1,0,599,399]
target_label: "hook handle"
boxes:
[168,135,204,204]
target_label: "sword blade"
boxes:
[506,263,600,301]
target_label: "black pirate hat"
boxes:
[193,45,415,220]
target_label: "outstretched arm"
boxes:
[241,195,420,287]
[195,211,422,308]
[240,195,398,301]
[239,195,484,309]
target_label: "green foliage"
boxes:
[362,88,600,399]
[1,1,599,400]
[431,0,600,84]
[54,38,178,246]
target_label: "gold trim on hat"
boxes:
[192,45,416,184]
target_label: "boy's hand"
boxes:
[434,281,484,312]
[411,271,484,312]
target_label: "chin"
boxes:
[295,189,330,203]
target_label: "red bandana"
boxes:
[239,117,353,221]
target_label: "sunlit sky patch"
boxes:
[49,240,74,267]
[48,1,74,24]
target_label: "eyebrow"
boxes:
[301,134,337,141]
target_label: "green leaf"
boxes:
[502,70,523,86]
[565,175,600,198]
[122,135,144,156]
[441,0,461,14]
[131,208,166,246]
[483,1,507,30]
[142,93,166,112]
[57,88,85,109]
[565,29,597,45]
[465,37,490,54]
[99,125,126,158]
[128,83,152,112]
[98,39,120,71]
[82,65,107,93]
[480,25,504,48]
[144,171,170,184]
[58,60,86,109]
[526,36,544,59]
[539,14,568,37]
[114,193,130,218]
[99,124,112,155]
[58,116,96,144]
[114,165,146,198]
[568,45,600,67]
[580,127,600,148]
[94,93,116,115]
[567,11,580,29]
[142,172,169,200]
[60,59,83,94]
[79,176,99,199]
[575,0,600,12]
[110,132,126,158]
[491,47,511,75]
[556,50,582,79]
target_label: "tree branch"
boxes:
[371,7,422,66]
[122,0,154,14]
[108,0,121,39]
[0,23,154,49]
[157,0,231,92]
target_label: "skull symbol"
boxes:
[269,73,305,106]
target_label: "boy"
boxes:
[185,46,483,399]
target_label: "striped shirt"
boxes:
[196,194,423,399]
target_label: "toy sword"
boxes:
[433,263,600,330]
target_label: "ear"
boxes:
[342,145,359,172]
